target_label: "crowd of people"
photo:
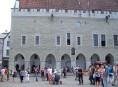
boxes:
[88,63,118,87]
[0,66,67,84]
[0,63,118,87]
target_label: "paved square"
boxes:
[0,75,118,87]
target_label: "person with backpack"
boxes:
[103,63,109,87]
[108,65,114,84]
[20,69,25,83]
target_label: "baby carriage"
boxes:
[52,73,62,85]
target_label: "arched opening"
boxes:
[91,54,100,64]
[15,64,19,72]
[45,54,56,68]
[76,54,86,70]
[61,54,71,72]
[30,54,40,73]
[14,54,25,71]
[105,54,114,65]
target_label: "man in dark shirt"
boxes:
[78,66,83,85]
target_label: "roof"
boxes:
[0,32,10,39]
[19,0,118,12]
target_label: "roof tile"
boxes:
[19,0,118,12]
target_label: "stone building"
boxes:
[0,31,10,69]
[9,0,118,72]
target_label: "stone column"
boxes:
[71,55,76,68]
[9,61,14,70]
[25,61,30,69]
[56,61,61,71]
[40,61,45,69]
[71,61,76,68]
[86,60,91,69]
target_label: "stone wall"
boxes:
[9,16,118,70]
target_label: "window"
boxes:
[7,41,10,46]
[56,36,61,45]
[113,35,118,46]
[35,36,40,45]
[67,33,71,45]
[77,37,81,45]
[22,36,26,45]
[6,50,9,56]
[93,34,98,46]
[101,35,106,46]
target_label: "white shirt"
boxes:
[1,69,5,75]
[48,68,52,75]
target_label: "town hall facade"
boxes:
[9,0,118,71]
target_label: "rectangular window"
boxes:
[67,33,70,45]
[35,36,40,45]
[101,35,106,46]
[6,49,9,56]
[22,36,26,45]
[113,35,118,46]
[7,41,10,46]
[56,36,61,45]
[77,37,81,45]
[93,34,98,46]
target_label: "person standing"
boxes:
[112,64,118,86]
[103,63,109,87]
[48,67,52,84]
[78,66,83,85]
[41,67,45,81]
[12,68,17,82]
[4,67,8,80]
[26,68,30,82]
[89,65,93,84]
[1,68,5,82]
[94,65,101,87]
[63,67,67,78]
[34,66,39,81]
[45,67,48,81]
[100,65,105,87]
[20,69,25,83]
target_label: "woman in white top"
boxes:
[94,65,101,87]
[48,67,52,84]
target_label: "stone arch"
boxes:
[45,54,56,67]
[14,54,25,71]
[61,54,71,72]
[91,54,100,64]
[76,53,86,70]
[105,53,114,65]
[30,54,40,73]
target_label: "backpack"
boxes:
[20,71,24,76]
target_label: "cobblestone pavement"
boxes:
[0,75,118,87]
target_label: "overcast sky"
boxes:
[0,0,15,33]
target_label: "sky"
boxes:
[0,0,16,33]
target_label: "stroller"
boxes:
[52,73,62,85]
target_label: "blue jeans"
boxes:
[35,73,38,81]
[103,77,108,87]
